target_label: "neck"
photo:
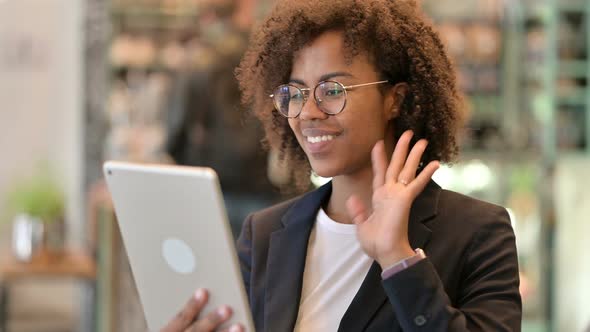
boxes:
[324,130,396,224]
[325,166,374,224]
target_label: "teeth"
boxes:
[307,135,335,143]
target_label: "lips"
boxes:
[302,128,341,137]
[301,127,342,154]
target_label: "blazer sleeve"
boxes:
[381,207,522,331]
[236,213,254,297]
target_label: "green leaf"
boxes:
[5,164,65,223]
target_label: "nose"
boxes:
[298,96,329,121]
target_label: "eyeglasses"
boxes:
[269,80,389,118]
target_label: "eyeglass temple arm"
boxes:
[343,80,390,89]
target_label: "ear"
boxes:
[384,82,409,121]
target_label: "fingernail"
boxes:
[194,289,205,301]
[229,325,242,332]
[217,306,230,319]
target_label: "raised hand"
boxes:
[345,130,440,268]
[161,289,244,332]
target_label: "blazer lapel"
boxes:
[407,180,440,250]
[264,183,332,332]
[338,261,388,332]
[338,180,441,332]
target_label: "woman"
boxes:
[163,0,521,331]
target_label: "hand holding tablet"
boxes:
[160,288,243,332]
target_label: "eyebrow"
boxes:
[289,72,354,86]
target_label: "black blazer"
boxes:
[236,181,522,331]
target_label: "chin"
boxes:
[309,161,340,179]
[309,155,372,180]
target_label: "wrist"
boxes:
[380,248,426,279]
[377,245,415,269]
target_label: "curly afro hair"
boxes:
[237,0,464,190]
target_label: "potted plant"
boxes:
[6,166,66,260]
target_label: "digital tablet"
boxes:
[103,161,254,331]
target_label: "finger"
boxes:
[408,161,440,196]
[371,140,388,190]
[385,130,414,184]
[162,289,208,332]
[219,324,245,332]
[397,139,428,184]
[345,195,369,225]
[190,305,233,332]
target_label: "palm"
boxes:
[345,131,439,267]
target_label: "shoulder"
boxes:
[427,188,514,260]
[243,194,305,234]
[239,182,331,243]
[415,181,511,237]
[436,189,511,229]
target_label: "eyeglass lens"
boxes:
[272,81,346,117]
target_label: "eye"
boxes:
[325,88,344,97]
[290,91,305,101]
[317,82,346,101]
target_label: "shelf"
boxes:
[524,66,544,82]
[0,250,96,280]
[111,6,199,19]
[557,87,589,106]
[459,149,543,162]
[558,2,589,13]
[111,6,200,30]
[558,60,589,79]
[524,4,551,23]
[430,17,501,26]
[110,63,173,73]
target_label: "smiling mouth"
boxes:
[306,135,336,143]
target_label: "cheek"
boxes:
[288,119,298,136]
[345,101,389,137]
[348,119,386,146]
[287,119,304,145]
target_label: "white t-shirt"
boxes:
[293,208,373,332]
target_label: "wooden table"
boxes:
[0,249,96,332]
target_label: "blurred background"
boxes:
[0,0,588,331]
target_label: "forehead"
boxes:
[294,30,346,62]
[290,30,377,82]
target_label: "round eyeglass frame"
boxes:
[269,80,390,118]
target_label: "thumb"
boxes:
[346,195,369,225]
